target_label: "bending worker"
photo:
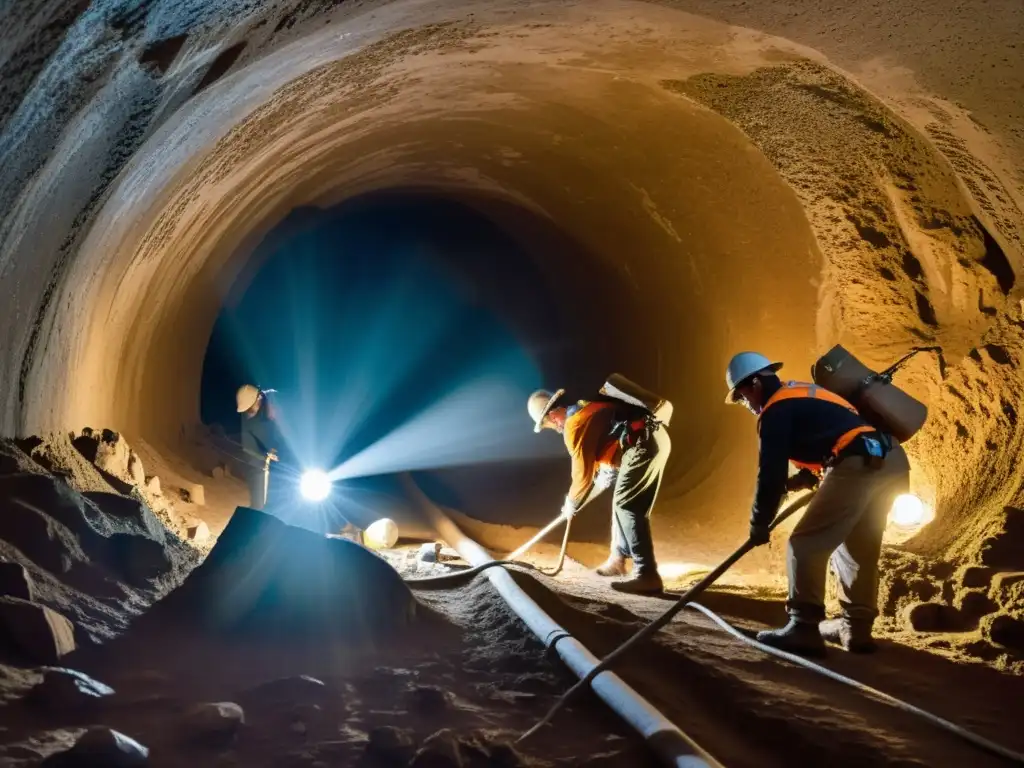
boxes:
[725,352,909,655]
[236,384,281,511]
[528,387,671,595]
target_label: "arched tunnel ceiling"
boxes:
[1,0,1023,565]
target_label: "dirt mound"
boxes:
[117,506,419,642]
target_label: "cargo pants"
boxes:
[609,426,671,575]
[787,442,910,623]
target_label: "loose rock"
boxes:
[187,520,211,545]
[959,565,995,589]
[181,483,206,506]
[29,668,114,712]
[0,560,34,601]
[145,476,162,495]
[184,701,245,741]
[404,685,451,713]
[418,542,443,563]
[42,727,149,767]
[366,725,415,763]
[0,597,76,663]
[411,729,463,768]
[984,614,1024,651]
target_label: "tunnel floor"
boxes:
[1,434,1022,767]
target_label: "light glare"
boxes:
[300,469,332,502]
[891,493,926,528]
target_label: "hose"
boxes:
[519,491,816,742]
[405,515,574,587]
[685,602,1024,765]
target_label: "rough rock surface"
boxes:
[41,726,149,767]
[0,560,34,601]
[28,668,115,712]
[0,597,76,664]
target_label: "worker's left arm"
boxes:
[751,407,794,529]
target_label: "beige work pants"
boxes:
[787,443,910,623]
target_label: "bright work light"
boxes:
[300,469,332,502]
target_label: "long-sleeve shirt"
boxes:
[563,401,624,506]
[241,397,282,468]
[752,383,871,526]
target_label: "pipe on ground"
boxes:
[413,487,723,768]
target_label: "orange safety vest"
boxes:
[758,382,876,473]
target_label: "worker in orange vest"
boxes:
[528,387,671,595]
[725,352,910,655]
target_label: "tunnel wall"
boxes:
[1,0,1023,562]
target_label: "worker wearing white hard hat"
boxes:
[725,352,909,656]
[528,382,672,596]
[237,384,281,511]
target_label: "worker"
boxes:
[528,387,671,594]
[725,352,910,655]
[236,384,281,511]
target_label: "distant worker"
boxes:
[725,352,910,655]
[236,384,281,511]
[528,384,671,595]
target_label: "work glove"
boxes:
[748,522,771,546]
[786,468,818,493]
[594,465,617,491]
[560,496,580,521]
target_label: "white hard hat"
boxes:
[364,518,399,550]
[725,352,783,403]
[236,384,260,413]
[527,388,565,433]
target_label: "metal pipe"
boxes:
[404,477,723,768]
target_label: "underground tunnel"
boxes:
[0,0,1023,766]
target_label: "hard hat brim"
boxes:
[725,362,783,404]
[236,391,260,413]
[533,388,566,432]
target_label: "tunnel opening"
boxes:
[198,189,592,532]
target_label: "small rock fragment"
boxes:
[984,614,1024,651]
[290,721,307,735]
[366,725,415,763]
[187,520,211,545]
[959,565,994,589]
[127,451,146,487]
[0,561,34,601]
[42,727,149,767]
[145,476,162,496]
[990,572,1024,610]
[0,597,76,663]
[212,465,226,479]
[29,668,114,712]
[184,702,245,741]
[418,542,442,563]
[411,729,463,768]
[955,589,998,619]
[181,483,206,506]
[905,601,960,632]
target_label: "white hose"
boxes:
[686,602,1024,765]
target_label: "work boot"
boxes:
[820,617,876,653]
[595,554,629,577]
[610,570,664,595]
[756,618,826,657]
